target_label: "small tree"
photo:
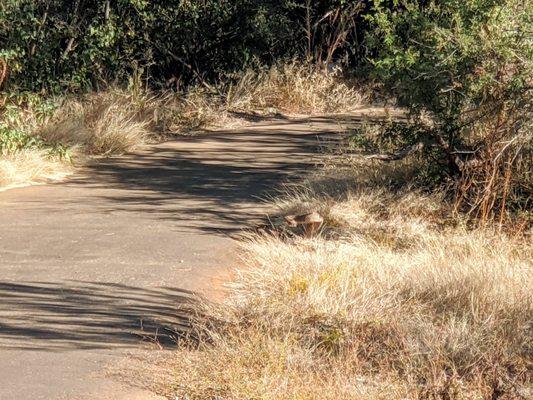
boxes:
[365,0,532,225]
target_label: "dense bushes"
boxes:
[364,0,532,224]
[0,0,284,91]
[0,0,365,92]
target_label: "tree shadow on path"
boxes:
[0,280,197,351]
[64,122,340,235]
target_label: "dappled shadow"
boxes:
[0,113,393,353]
[61,121,346,235]
[0,280,198,351]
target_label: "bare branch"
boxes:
[365,142,424,161]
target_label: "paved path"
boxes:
[0,115,359,400]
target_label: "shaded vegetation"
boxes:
[0,0,363,92]
[1,0,530,223]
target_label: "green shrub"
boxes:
[0,1,369,93]
[364,0,532,224]
[0,93,69,158]
[0,126,40,155]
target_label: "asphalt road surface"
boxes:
[0,114,358,399]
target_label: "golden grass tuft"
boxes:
[163,62,367,132]
[226,62,366,114]
[0,63,366,189]
[38,61,366,149]
[163,163,532,400]
[0,149,71,189]
[39,89,154,155]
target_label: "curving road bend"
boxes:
[0,112,388,399]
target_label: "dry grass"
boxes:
[0,89,157,188]
[226,62,366,114]
[39,89,156,155]
[35,62,365,151]
[41,61,365,146]
[164,62,367,132]
[0,149,71,189]
[1,63,366,188]
[162,163,532,400]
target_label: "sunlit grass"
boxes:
[165,163,532,399]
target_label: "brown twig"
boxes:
[365,142,425,161]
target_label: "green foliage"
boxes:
[1,92,59,125]
[0,1,368,92]
[366,0,531,118]
[0,124,69,159]
[0,126,41,155]
[0,1,277,91]
[363,0,532,221]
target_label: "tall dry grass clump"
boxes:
[1,64,364,188]
[39,89,157,155]
[226,62,365,114]
[168,62,367,132]
[0,149,71,188]
[165,164,532,400]
[0,94,72,187]
[34,62,366,151]
[0,88,161,187]
[36,63,367,152]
